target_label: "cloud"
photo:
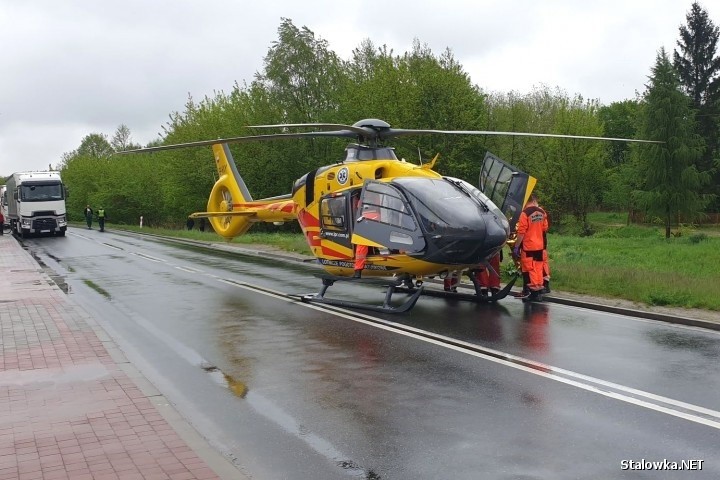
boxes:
[0,0,706,175]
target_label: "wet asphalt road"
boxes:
[20,227,720,479]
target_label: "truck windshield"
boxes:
[20,183,64,202]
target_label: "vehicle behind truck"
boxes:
[0,185,8,230]
[6,171,68,237]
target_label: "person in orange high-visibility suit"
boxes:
[476,251,502,296]
[513,194,548,299]
[443,271,460,292]
[353,196,380,278]
[542,232,551,293]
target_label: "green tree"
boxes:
[673,1,720,206]
[634,48,710,238]
[342,39,487,180]
[111,124,141,151]
[598,100,642,219]
[484,87,608,231]
[598,100,640,166]
[257,18,346,124]
[76,133,114,159]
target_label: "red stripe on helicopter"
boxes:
[305,231,321,248]
[297,209,319,229]
[321,245,351,259]
[232,202,291,209]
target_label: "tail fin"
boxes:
[207,143,254,238]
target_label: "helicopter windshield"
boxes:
[445,177,509,232]
[392,177,491,236]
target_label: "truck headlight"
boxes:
[58,216,67,226]
[21,219,31,228]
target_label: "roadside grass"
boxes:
[94,219,720,311]
[82,279,111,299]
[546,233,720,310]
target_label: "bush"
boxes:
[687,232,708,244]
[647,290,691,307]
[593,225,659,239]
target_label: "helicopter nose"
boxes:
[485,216,509,250]
[423,214,510,266]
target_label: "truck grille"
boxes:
[32,218,58,231]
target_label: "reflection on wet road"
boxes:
[21,227,720,479]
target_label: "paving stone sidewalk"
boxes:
[0,235,233,480]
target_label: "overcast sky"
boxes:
[0,0,709,175]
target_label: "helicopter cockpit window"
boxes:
[320,196,347,231]
[481,156,514,210]
[393,177,487,235]
[362,183,416,231]
[446,177,509,232]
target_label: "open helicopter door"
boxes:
[318,192,353,250]
[479,152,537,231]
[351,181,426,254]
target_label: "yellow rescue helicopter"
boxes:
[124,119,656,313]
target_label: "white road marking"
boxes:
[175,266,203,274]
[130,252,165,263]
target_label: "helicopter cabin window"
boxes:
[362,183,416,231]
[320,196,347,231]
[344,145,398,162]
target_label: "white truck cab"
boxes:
[6,171,68,237]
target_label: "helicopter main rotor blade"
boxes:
[249,123,371,136]
[385,129,662,144]
[117,130,358,154]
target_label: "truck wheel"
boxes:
[57,230,66,237]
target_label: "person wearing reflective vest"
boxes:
[97,207,106,232]
[513,194,548,299]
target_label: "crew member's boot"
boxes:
[353,269,362,278]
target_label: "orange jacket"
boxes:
[516,205,548,252]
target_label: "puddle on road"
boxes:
[27,249,71,294]
[201,363,249,398]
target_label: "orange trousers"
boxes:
[477,253,501,289]
[354,244,369,271]
[520,250,544,291]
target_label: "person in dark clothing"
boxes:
[199,217,206,232]
[186,217,195,230]
[84,205,93,229]
[97,207,106,232]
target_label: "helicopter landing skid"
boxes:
[299,275,424,314]
[397,274,518,303]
